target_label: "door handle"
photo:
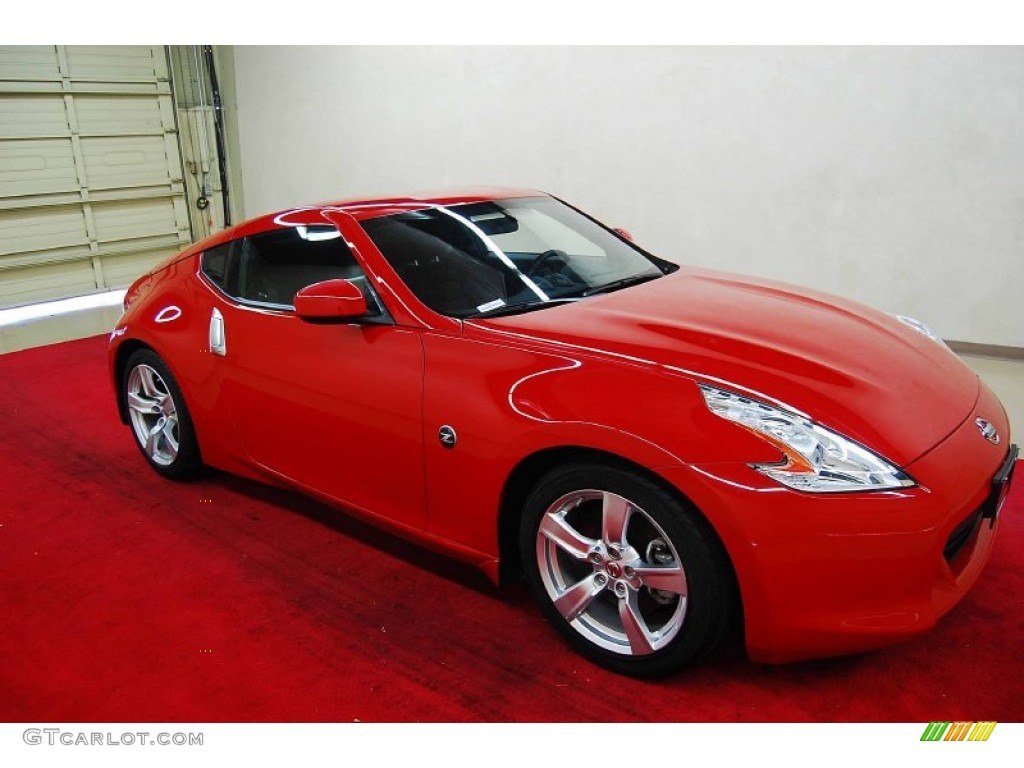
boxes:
[209,307,227,356]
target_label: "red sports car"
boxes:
[109,187,1016,678]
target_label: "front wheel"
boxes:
[122,349,202,480]
[520,463,736,678]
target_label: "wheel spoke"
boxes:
[137,366,160,398]
[144,420,163,458]
[127,391,161,416]
[155,392,171,414]
[161,417,179,460]
[539,512,597,560]
[601,492,632,547]
[618,590,656,655]
[633,563,688,596]
[553,573,605,622]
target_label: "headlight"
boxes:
[699,385,916,493]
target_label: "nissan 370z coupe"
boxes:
[109,187,1016,678]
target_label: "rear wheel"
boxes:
[122,349,202,480]
[520,463,735,678]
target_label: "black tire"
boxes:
[121,348,202,480]
[519,462,736,678]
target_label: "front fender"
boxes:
[420,331,772,557]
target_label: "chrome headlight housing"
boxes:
[699,385,915,493]
[893,314,948,348]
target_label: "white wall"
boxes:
[233,46,1024,347]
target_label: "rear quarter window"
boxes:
[200,242,232,290]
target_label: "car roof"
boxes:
[320,185,545,218]
[161,186,546,269]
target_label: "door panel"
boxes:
[218,306,426,529]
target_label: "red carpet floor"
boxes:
[1,335,1021,722]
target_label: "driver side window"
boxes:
[238,227,363,307]
[201,225,384,314]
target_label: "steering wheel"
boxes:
[526,249,567,278]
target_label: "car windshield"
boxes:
[359,196,674,318]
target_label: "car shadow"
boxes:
[208,469,505,600]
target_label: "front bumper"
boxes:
[663,381,1014,663]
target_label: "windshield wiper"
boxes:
[581,272,664,297]
[464,297,582,319]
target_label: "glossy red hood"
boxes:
[475,267,979,466]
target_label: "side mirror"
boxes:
[294,279,367,320]
[613,227,634,242]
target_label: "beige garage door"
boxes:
[0,45,192,308]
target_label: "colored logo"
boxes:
[920,721,997,741]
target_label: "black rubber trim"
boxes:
[982,443,1018,526]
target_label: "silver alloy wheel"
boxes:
[126,364,180,467]
[535,489,688,656]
